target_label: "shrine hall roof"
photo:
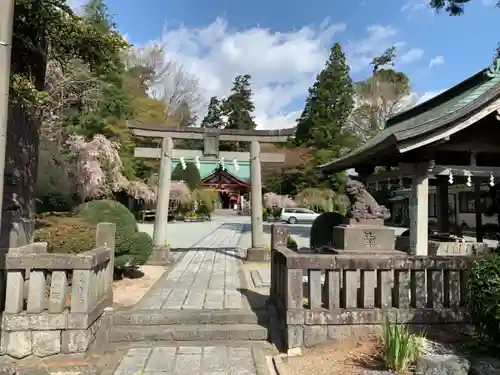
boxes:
[171,159,250,182]
[320,61,500,173]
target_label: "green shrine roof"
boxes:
[171,158,250,182]
[320,61,500,173]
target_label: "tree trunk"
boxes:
[1,7,47,248]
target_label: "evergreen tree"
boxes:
[201,96,224,128]
[295,43,356,156]
[83,0,113,32]
[221,74,257,130]
[171,162,201,190]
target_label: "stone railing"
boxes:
[0,222,116,358]
[269,225,473,352]
[395,236,490,255]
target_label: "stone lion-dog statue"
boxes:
[344,179,391,221]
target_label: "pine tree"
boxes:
[295,43,356,156]
[201,97,224,128]
[221,74,257,130]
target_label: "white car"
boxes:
[280,207,320,224]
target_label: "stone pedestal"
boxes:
[147,245,173,265]
[333,221,395,252]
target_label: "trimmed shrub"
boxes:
[73,199,153,271]
[73,199,137,232]
[115,231,153,269]
[468,254,500,344]
[35,215,96,254]
[310,212,345,250]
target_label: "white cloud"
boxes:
[142,18,431,130]
[400,48,424,64]
[401,0,427,13]
[429,55,445,68]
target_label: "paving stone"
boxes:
[144,347,176,372]
[202,347,229,372]
[174,353,202,375]
[177,347,202,355]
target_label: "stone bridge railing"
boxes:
[269,225,473,352]
[0,222,116,358]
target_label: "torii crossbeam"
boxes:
[128,123,295,262]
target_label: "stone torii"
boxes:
[128,123,295,262]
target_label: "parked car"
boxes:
[279,207,320,224]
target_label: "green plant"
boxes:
[35,215,96,254]
[287,234,297,248]
[468,254,500,344]
[310,212,345,250]
[73,199,145,272]
[382,318,422,374]
[129,231,153,266]
[73,199,137,232]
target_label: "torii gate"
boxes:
[128,123,294,262]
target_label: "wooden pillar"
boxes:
[474,178,483,242]
[409,163,429,255]
[436,176,450,233]
[153,137,173,248]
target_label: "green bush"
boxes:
[35,215,96,254]
[73,199,137,232]
[310,212,345,250]
[115,231,153,269]
[73,199,151,270]
[468,254,500,344]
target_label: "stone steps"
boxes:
[109,324,269,343]
[109,309,271,344]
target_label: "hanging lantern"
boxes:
[195,155,201,170]
[490,172,495,187]
[220,156,225,170]
[448,169,454,185]
[233,158,239,171]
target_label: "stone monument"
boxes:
[332,180,395,252]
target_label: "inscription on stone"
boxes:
[363,231,376,247]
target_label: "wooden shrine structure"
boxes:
[320,58,500,254]
[130,124,295,262]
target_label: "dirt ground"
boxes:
[112,265,166,308]
[279,337,384,375]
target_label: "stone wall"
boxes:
[269,224,474,352]
[0,222,116,358]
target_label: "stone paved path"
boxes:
[114,346,259,375]
[136,223,246,310]
[112,218,266,375]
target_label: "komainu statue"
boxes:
[344,180,391,222]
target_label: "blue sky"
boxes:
[72,0,500,129]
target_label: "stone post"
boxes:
[409,163,429,255]
[150,136,174,264]
[247,140,267,261]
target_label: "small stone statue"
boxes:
[344,180,391,222]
